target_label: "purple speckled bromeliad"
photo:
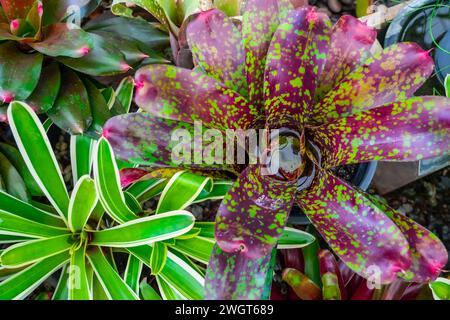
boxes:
[103,0,450,300]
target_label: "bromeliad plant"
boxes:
[103,0,450,300]
[0,0,169,134]
[0,101,316,300]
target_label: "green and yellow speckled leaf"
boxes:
[311,42,434,124]
[134,65,258,131]
[186,9,247,97]
[312,96,450,168]
[316,15,377,103]
[264,7,331,127]
[242,0,293,110]
[297,168,411,284]
[215,165,296,259]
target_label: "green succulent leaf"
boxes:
[124,254,143,294]
[277,227,315,249]
[193,180,232,203]
[0,189,65,227]
[128,245,204,300]
[150,241,168,275]
[0,42,43,102]
[70,135,95,182]
[156,275,184,300]
[0,251,69,300]
[8,101,70,222]
[90,210,195,247]
[68,244,91,300]
[48,68,92,135]
[87,246,138,300]
[430,277,450,300]
[68,175,98,232]
[114,76,134,115]
[139,279,162,300]
[156,171,212,213]
[445,74,449,98]
[0,234,73,268]
[93,137,137,223]
[126,178,166,202]
[52,264,69,300]
[172,236,214,264]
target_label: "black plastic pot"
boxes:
[288,161,378,225]
[384,0,450,93]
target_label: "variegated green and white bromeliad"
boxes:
[103,0,450,300]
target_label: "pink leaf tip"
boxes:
[1,92,15,104]
[38,1,44,16]
[120,62,132,72]
[78,46,90,56]
[10,19,20,32]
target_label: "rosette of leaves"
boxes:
[102,0,450,300]
[0,0,169,134]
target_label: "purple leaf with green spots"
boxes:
[134,65,258,131]
[215,165,296,259]
[364,193,448,283]
[205,244,274,300]
[311,42,434,124]
[242,0,293,110]
[103,112,233,171]
[186,9,247,97]
[311,96,450,168]
[264,7,331,127]
[297,168,411,284]
[316,15,377,103]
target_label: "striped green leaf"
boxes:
[70,135,95,182]
[87,247,138,300]
[114,76,134,114]
[7,101,69,222]
[140,279,162,300]
[193,180,232,203]
[430,277,450,300]
[68,175,98,232]
[124,254,143,294]
[150,241,168,275]
[0,190,65,227]
[126,179,165,200]
[0,251,69,300]
[445,74,449,98]
[52,264,69,300]
[0,234,31,244]
[156,171,213,214]
[277,227,316,249]
[68,245,91,300]
[0,209,68,238]
[0,234,74,268]
[93,137,136,223]
[128,245,204,300]
[156,275,185,300]
[172,237,214,265]
[90,211,195,247]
